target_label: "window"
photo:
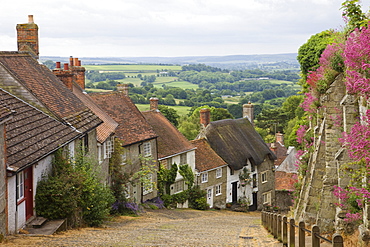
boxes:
[83,134,89,153]
[201,172,208,183]
[143,173,153,195]
[263,191,272,204]
[261,171,268,183]
[180,153,187,165]
[207,188,212,198]
[215,184,222,196]
[216,168,222,178]
[167,157,172,169]
[143,142,151,157]
[173,180,184,193]
[121,149,127,165]
[16,171,24,201]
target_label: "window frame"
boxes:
[143,173,153,195]
[261,171,268,184]
[16,171,24,202]
[215,184,222,196]
[143,142,151,157]
[216,168,222,178]
[201,172,208,183]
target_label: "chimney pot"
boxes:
[200,108,211,128]
[78,60,81,66]
[73,58,79,67]
[150,97,159,110]
[56,62,61,69]
[69,56,73,67]
[28,15,34,23]
[64,63,69,70]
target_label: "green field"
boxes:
[136,104,191,116]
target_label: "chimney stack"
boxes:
[243,102,254,124]
[149,97,159,110]
[117,84,129,96]
[276,132,284,144]
[200,108,211,128]
[17,15,39,59]
[53,62,73,90]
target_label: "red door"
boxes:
[24,167,33,220]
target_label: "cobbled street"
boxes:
[3,209,281,247]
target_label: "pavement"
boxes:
[3,209,282,246]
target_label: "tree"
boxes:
[158,105,180,127]
[43,60,55,69]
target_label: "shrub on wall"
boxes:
[35,148,114,227]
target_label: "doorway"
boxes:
[24,167,33,220]
[231,182,238,203]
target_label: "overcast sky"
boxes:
[1,0,369,57]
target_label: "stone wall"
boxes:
[294,74,356,232]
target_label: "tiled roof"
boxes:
[142,110,194,159]
[90,92,157,146]
[73,85,118,143]
[0,52,102,132]
[0,89,80,171]
[275,171,297,191]
[190,138,227,172]
[199,118,276,170]
[0,104,13,121]
[267,142,288,167]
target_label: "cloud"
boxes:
[1,0,369,57]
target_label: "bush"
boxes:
[188,186,208,210]
[35,149,114,227]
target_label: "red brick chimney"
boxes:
[243,102,254,124]
[70,56,86,89]
[53,63,73,90]
[117,84,129,96]
[149,97,159,110]
[200,108,211,128]
[17,15,39,59]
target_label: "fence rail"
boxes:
[261,211,344,247]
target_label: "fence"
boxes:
[261,211,344,247]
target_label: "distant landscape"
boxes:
[41,53,302,142]
[40,53,299,71]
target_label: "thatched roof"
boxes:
[199,118,276,170]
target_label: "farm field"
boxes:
[136,104,191,116]
[84,64,182,72]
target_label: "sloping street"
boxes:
[3,209,281,246]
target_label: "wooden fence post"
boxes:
[278,214,282,242]
[269,213,272,233]
[273,213,277,238]
[332,233,344,247]
[299,221,305,247]
[289,218,295,247]
[283,216,288,246]
[312,225,320,247]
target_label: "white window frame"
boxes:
[16,171,24,202]
[261,171,267,184]
[216,168,222,178]
[215,184,222,196]
[201,172,208,183]
[173,180,184,194]
[207,188,212,198]
[263,191,271,204]
[143,142,151,157]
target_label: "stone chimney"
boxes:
[117,84,129,96]
[276,132,284,144]
[17,15,39,59]
[243,102,254,124]
[150,97,159,110]
[53,63,73,90]
[70,56,86,89]
[200,108,211,128]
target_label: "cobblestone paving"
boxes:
[3,209,281,246]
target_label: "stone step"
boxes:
[30,217,47,228]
